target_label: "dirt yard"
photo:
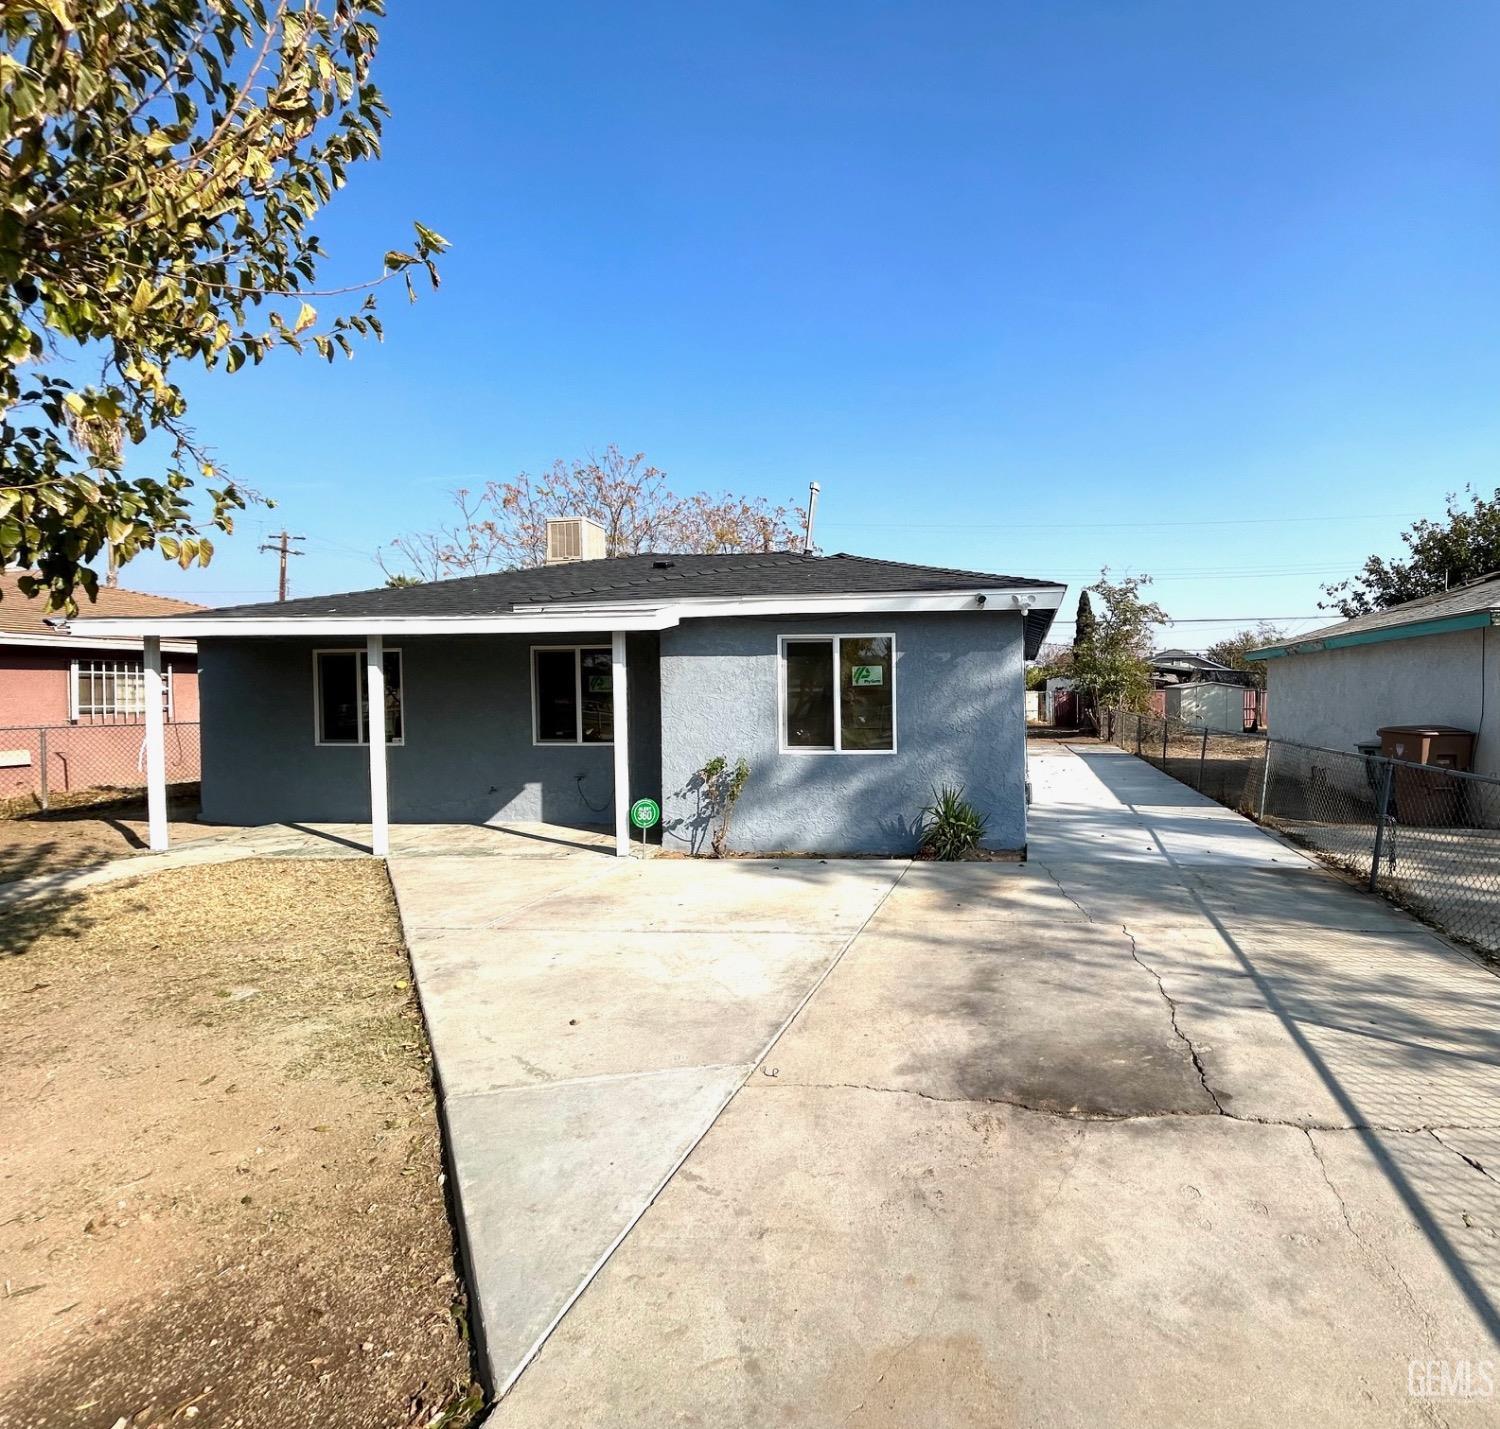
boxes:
[0,861,481,1429]
[0,789,212,885]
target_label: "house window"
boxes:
[71,659,173,723]
[532,645,613,745]
[314,649,404,745]
[780,635,895,753]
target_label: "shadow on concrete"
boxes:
[1071,745,1500,1344]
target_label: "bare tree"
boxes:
[380,447,806,581]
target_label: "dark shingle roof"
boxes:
[195,551,1060,619]
[142,551,1062,656]
[1250,573,1500,657]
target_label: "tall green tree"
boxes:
[1322,487,1500,617]
[1070,569,1168,723]
[0,0,445,611]
[1072,588,1096,654]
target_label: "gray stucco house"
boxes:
[1249,575,1500,776]
[73,539,1065,857]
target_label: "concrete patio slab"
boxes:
[388,848,905,1397]
[444,1064,749,1395]
[496,858,906,933]
[391,857,619,932]
[407,927,850,1094]
[869,861,1089,926]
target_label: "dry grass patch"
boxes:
[0,790,211,885]
[0,860,481,1429]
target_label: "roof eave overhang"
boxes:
[0,630,197,653]
[1247,608,1499,661]
[69,584,1068,641]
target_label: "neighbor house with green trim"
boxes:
[1248,573,1500,774]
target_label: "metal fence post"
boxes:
[1135,713,1142,756]
[38,726,48,810]
[1163,717,1170,768]
[1198,727,1209,791]
[1258,736,1272,821]
[1369,759,1394,892]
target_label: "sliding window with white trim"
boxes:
[531,645,614,745]
[779,634,896,753]
[313,648,404,745]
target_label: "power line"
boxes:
[1051,615,1326,625]
[821,511,1423,532]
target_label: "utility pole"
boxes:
[258,530,305,601]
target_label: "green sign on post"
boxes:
[630,797,660,829]
[629,796,660,858]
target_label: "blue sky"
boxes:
[133,1,1500,646]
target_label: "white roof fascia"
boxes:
[66,608,682,639]
[515,586,1067,619]
[0,631,197,654]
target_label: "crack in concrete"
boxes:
[1122,926,1227,1115]
[752,1078,1500,1135]
[1033,856,1229,1116]
[1302,1128,1443,1368]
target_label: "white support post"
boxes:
[612,630,630,857]
[366,634,389,857]
[142,635,169,852]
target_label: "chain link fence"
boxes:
[1113,708,1500,958]
[0,721,200,816]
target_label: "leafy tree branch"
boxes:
[1322,487,1500,617]
[0,0,446,610]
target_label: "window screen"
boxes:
[579,648,613,744]
[784,639,836,748]
[839,636,893,751]
[371,651,402,743]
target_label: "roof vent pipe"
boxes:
[803,481,820,555]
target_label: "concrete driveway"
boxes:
[395,748,1500,1426]
[388,839,909,1394]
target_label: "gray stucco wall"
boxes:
[658,612,1027,855]
[1264,626,1498,775]
[198,632,661,827]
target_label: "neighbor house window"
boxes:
[780,635,895,752]
[532,645,613,744]
[314,649,403,745]
[70,659,173,724]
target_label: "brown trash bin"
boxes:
[1377,725,1476,827]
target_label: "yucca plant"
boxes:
[919,785,988,861]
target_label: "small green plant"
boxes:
[919,785,988,861]
[699,754,751,857]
